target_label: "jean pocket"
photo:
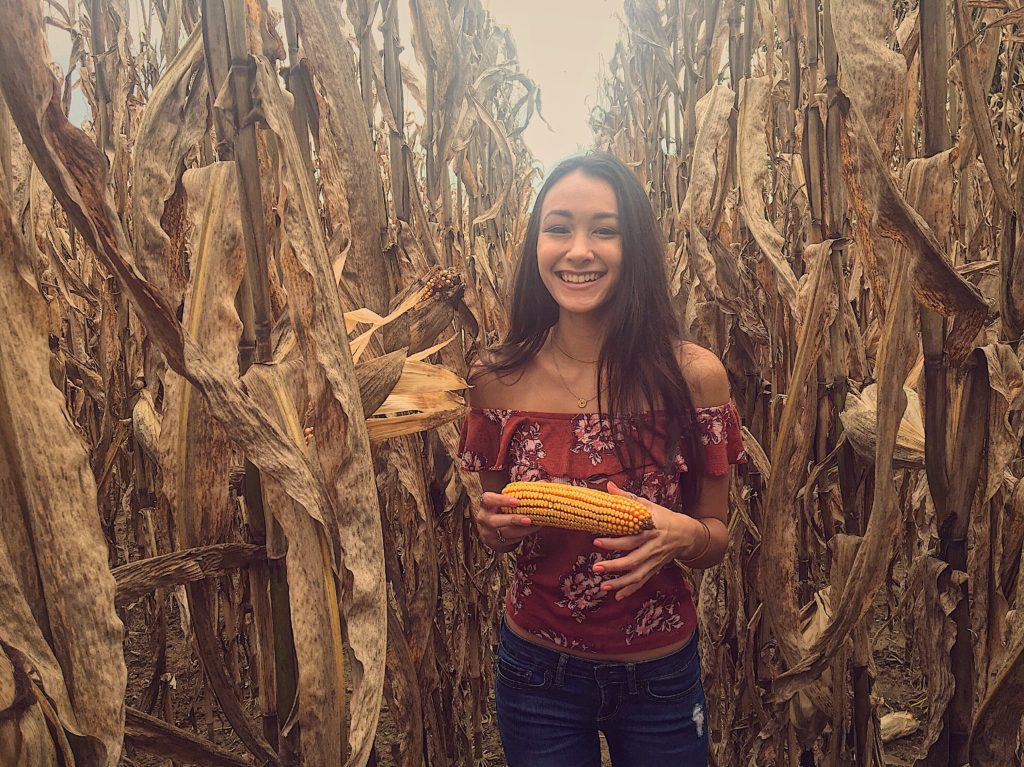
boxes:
[643,665,702,702]
[496,653,551,691]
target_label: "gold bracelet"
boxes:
[679,519,712,565]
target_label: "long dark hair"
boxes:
[478,151,704,505]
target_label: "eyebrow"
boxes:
[542,210,619,222]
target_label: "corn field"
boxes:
[0,0,1021,764]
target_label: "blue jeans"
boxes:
[495,620,709,766]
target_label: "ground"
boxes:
[117,585,926,766]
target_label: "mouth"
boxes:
[557,271,606,285]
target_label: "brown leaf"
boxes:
[130,27,207,303]
[112,543,267,607]
[242,361,347,767]
[969,606,1024,765]
[676,85,735,304]
[0,645,66,767]
[159,162,245,548]
[0,139,125,764]
[0,9,348,766]
[287,0,388,315]
[976,344,1024,503]
[839,94,992,365]
[840,384,926,469]
[124,706,253,767]
[736,76,799,311]
[251,58,387,765]
[381,604,425,766]
[759,239,840,715]
[830,0,907,158]
[907,556,963,758]
[356,349,408,417]
[772,231,917,704]
[952,3,1016,215]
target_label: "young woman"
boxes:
[458,152,745,766]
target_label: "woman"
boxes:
[458,152,744,766]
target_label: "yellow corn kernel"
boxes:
[500,481,654,536]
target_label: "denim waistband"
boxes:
[499,618,700,684]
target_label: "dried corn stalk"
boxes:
[0,0,537,764]
[2,0,1022,765]
[591,0,1023,764]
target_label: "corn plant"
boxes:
[591,0,1024,764]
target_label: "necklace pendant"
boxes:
[577,398,588,409]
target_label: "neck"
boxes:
[551,312,606,363]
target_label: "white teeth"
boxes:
[559,272,603,284]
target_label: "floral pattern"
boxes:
[570,414,618,466]
[531,628,590,652]
[459,450,487,472]
[458,403,745,654]
[556,551,619,622]
[508,536,542,614]
[697,404,735,446]
[518,533,543,563]
[625,471,680,508]
[673,452,689,474]
[508,562,535,615]
[485,408,515,429]
[625,592,685,646]
[508,422,548,482]
[549,475,590,488]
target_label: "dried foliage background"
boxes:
[0,0,1022,766]
[590,0,1024,764]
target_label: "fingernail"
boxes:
[593,564,604,573]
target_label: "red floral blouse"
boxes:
[458,404,745,655]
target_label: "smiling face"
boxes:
[536,170,623,319]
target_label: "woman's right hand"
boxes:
[475,492,535,552]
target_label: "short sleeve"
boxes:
[458,408,514,472]
[696,403,746,476]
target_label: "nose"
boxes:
[565,230,595,262]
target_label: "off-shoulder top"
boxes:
[458,404,745,656]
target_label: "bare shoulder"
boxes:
[675,342,730,408]
[466,350,527,409]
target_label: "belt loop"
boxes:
[626,662,638,695]
[554,654,568,688]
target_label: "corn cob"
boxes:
[500,481,654,536]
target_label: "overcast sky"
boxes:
[484,0,623,173]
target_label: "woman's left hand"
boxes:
[590,481,702,601]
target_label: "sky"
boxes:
[49,0,624,176]
[483,0,623,174]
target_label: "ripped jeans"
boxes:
[495,620,709,767]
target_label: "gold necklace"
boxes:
[549,344,598,409]
[551,331,598,365]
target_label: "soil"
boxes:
[870,605,929,766]
[119,594,254,767]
